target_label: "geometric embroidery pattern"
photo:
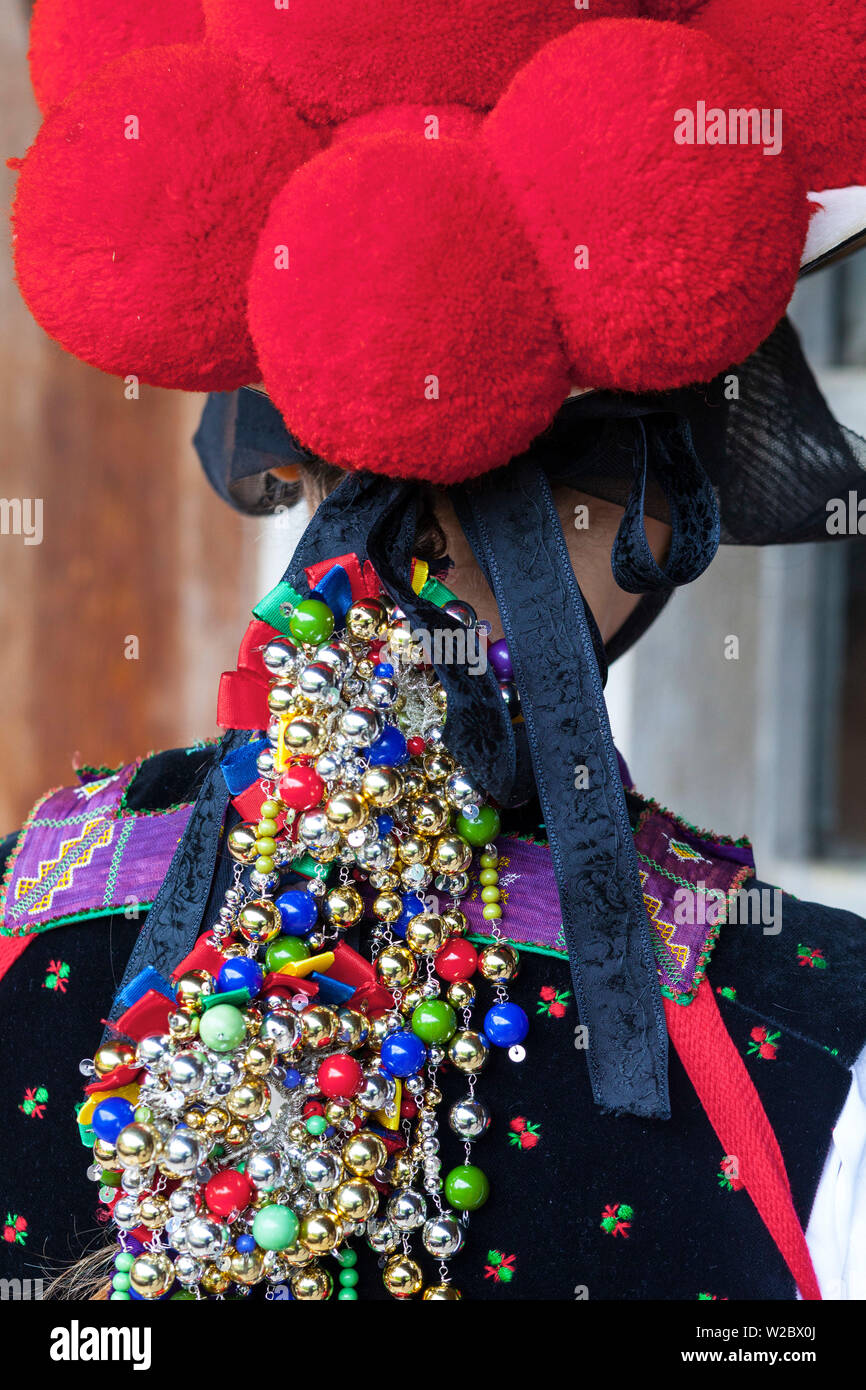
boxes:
[14,816,115,916]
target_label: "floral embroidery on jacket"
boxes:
[43,960,70,992]
[3,1214,28,1245]
[600,1203,633,1238]
[19,1087,48,1120]
[537,984,571,1018]
[797,944,827,969]
[747,1025,780,1061]
[717,1155,743,1192]
[484,1250,516,1283]
[508,1116,541,1150]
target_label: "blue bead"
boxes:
[483,1002,529,1047]
[393,893,424,940]
[284,1068,302,1089]
[376,814,394,837]
[217,957,265,996]
[276,889,318,936]
[367,725,409,766]
[91,1097,136,1144]
[380,1030,427,1078]
[373,663,394,678]
[236,1234,256,1253]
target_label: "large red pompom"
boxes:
[333,105,483,146]
[639,1,707,18]
[483,20,809,392]
[204,0,639,124]
[248,133,571,482]
[28,0,204,111]
[12,45,320,392]
[693,0,866,188]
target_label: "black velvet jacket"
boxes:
[0,745,862,1300]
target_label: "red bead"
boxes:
[316,1054,364,1099]
[204,1169,252,1219]
[435,938,478,983]
[407,737,426,756]
[400,1096,418,1119]
[303,1100,325,1117]
[278,764,325,811]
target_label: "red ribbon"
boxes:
[665,979,821,1300]
[217,618,281,730]
[305,553,381,601]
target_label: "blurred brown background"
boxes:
[1,4,260,831]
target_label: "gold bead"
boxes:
[182,1107,206,1131]
[397,835,429,866]
[447,980,475,1008]
[361,766,403,808]
[336,1007,369,1050]
[93,1041,136,1077]
[243,1004,263,1036]
[478,943,519,981]
[324,885,363,928]
[400,769,427,799]
[431,835,472,873]
[422,752,454,782]
[227,1078,269,1120]
[281,1243,313,1268]
[383,1254,424,1299]
[373,891,402,923]
[448,1029,490,1072]
[401,985,427,1012]
[325,791,369,832]
[238,898,282,944]
[345,599,388,641]
[115,1123,160,1167]
[224,1121,249,1147]
[201,1265,231,1295]
[203,1107,229,1136]
[92,1137,117,1164]
[174,969,215,1011]
[430,686,448,711]
[167,1009,200,1041]
[441,909,468,936]
[300,1005,338,1050]
[129,1252,173,1299]
[229,1246,265,1285]
[299,1210,341,1254]
[390,1153,415,1186]
[410,795,451,836]
[334,1178,379,1221]
[227,822,259,865]
[375,945,416,988]
[244,1040,275,1076]
[138,1192,169,1230]
[342,1131,387,1177]
[423,1087,442,1108]
[266,682,295,715]
[284,715,328,758]
[324,1099,355,1126]
[291,1265,333,1300]
[405,913,446,955]
[367,1014,391,1050]
[423,1283,462,1300]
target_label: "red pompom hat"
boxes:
[10,0,866,482]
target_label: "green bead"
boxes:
[479,852,499,869]
[337,1288,359,1301]
[112,1272,131,1291]
[337,1248,358,1267]
[456,805,501,847]
[305,1114,327,1136]
[100,1168,122,1187]
[198,1003,246,1053]
[170,1291,196,1300]
[134,1105,153,1123]
[289,599,335,646]
[411,999,456,1044]
[252,1203,300,1252]
[265,936,310,972]
[339,1268,359,1287]
[479,868,499,886]
[480,885,501,903]
[482,903,502,920]
[255,855,275,875]
[109,1291,131,1301]
[255,836,277,856]
[444,1164,490,1211]
[261,800,280,819]
[257,819,278,837]
[115,1251,134,1273]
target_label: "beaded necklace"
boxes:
[81,568,528,1301]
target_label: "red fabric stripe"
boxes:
[305,553,380,600]
[665,978,821,1300]
[0,932,33,984]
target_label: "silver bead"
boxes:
[184,1216,228,1260]
[167,1051,208,1095]
[173,1253,202,1285]
[246,1152,280,1190]
[355,1073,391,1111]
[256,748,276,777]
[315,753,341,782]
[444,771,480,810]
[315,641,353,676]
[298,662,341,706]
[136,1036,168,1069]
[387,1188,426,1231]
[302,1151,342,1192]
[261,638,300,679]
[442,600,478,627]
[161,1129,201,1177]
[366,1218,400,1253]
[260,1012,301,1053]
[367,677,397,709]
[423,1214,463,1258]
[449,1096,490,1139]
[210,1057,240,1092]
[169,1185,200,1218]
[112,1196,140,1231]
[339,706,381,748]
[299,810,340,849]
